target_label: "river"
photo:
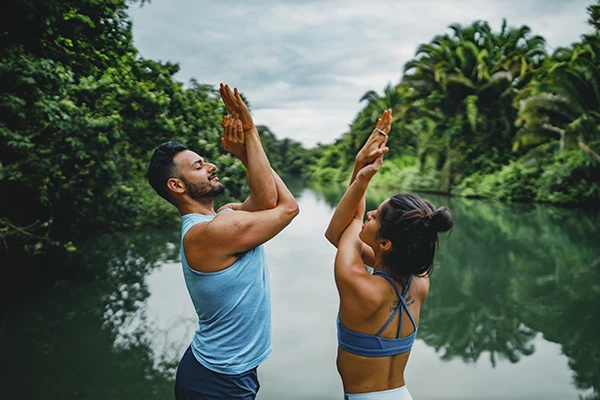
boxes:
[1,184,599,399]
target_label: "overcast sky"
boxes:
[129,0,593,148]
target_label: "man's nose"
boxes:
[208,163,217,173]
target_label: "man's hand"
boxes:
[219,83,256,133]
[217,202,242,213]
[355,109,392,168]
[220,113,248,163]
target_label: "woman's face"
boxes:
[359,199,389,250]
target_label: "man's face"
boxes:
[173,150,224,201]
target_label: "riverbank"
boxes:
[310,147,600,208]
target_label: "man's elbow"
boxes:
[282,200,300,222]
[255,195,277,210]
[265,195,278,210]
[288,200,300,219]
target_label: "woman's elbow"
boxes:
[324,229,338,247]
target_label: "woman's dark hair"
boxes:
[147,140,188,204]
[378,193,453,278]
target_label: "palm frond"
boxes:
[520,93,580,124]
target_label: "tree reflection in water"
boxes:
[2,184,598,399]
[0,226,181,400]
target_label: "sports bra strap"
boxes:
[374,271,404,295]
[403,275,413,295]
[372,270,417,338]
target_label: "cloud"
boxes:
[129,0,592,147]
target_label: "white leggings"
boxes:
[344,386,413,400]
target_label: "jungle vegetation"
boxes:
[309,3,600,208]
[1,0,599,276]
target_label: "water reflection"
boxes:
[0,229,181,399]
[290,184,600,399]
[2,184,599,399]
[431,196,600,398]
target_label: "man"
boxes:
[147,83,299,399]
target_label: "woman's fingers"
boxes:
[373,155,384,170]
[385,109,392,131]
[366,146,389,161]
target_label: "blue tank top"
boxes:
[181,212,272,374]
[337,271,417,357]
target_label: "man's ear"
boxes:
[167,177,185,195]
[379,239,392,253]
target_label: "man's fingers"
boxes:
[220,83,237,113]
[234,87,251,114]
[219,83,234,111]
[235,119,244,143]
[225,116,234,141]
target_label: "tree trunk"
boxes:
[578,141,600,163]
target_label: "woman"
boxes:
[325,110,453,400]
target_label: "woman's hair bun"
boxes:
[430,206,453,233]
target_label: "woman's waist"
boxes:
[337,348,410,394]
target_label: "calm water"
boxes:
[2,185,599,400]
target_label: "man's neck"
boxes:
[178,198,216,216]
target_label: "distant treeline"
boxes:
[1,0,599,274]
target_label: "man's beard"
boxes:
[184,178,225,202]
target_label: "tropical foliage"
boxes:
[1,0,599,278]
[0,0,307,277]
[308,4,600,207]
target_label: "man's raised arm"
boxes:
[220,83,277,211]
[184,168,299,273]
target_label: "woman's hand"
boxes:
[219,83,256,134]
[355,109,392,168]
[356,153,386,183]
[220,113,247,163]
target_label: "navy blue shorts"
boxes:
[175,346,260,400]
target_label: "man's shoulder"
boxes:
[182,213,214,236]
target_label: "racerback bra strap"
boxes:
[373,271,417,338]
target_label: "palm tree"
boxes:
[401,20,546,187]
[514,34,600,154]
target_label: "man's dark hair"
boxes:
[147,141,188,204]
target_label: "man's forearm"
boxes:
[272,170,297,211]
[243,130,278,210]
